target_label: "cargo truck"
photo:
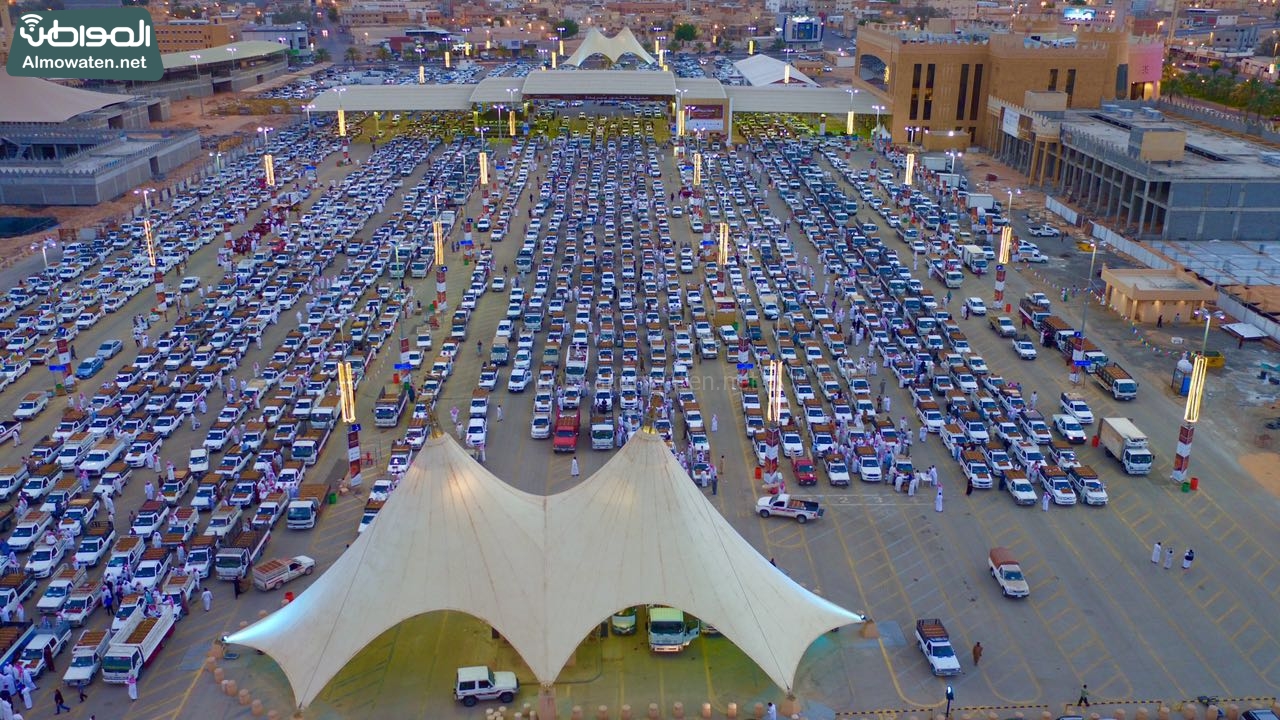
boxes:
[915,618,961,676]
[0,573,38,614]
[1095,363,1138,400]
[252,555,316,591]
[988,547,1030,598]
[214,529,271,581]
[63,627,115,687]
[960,245,988,275]
[1098,417,1153,475]
[0,621,35,668]
[286,482,331,530]
[552,410,580,453]
[647,606,700,653]
[101,606,177,683]
[589,414,614,450]
[373,385,408,428]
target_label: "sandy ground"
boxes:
[0,72,322,272]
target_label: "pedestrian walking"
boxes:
[1042,492,1050,511]
[233,577,243,598]
[1030,391,1038,409]
[53,689,69,715]
[77,684,87,702]
[919,425,927,443]
[972,642,983,666]
[496,404,503,422]
[1077,684,1090,707]
[1151,541,1163,564]
[765,702,777,720]
[126,673,138,701]
[935,486,944,512]
[965,477,974,496]
[201,588,213,612]
[710,470,718,495]
[570,456,580,477]
[1164,547,1175,569]
[711,414,718,433]
[1182,548,1195,570]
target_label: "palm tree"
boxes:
[314,47,331,63]
[344,46,362,66]
[375,46,392,62]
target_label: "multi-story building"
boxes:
[155,20,233,53]
[241,21,310,52]
[992,102,1280,241]
[853,15,1163,148]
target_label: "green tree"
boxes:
[375,46,392,62]
[344,46,362,66]
[674,23,698,43]
[771,37,786,50]
[314,47,331,63]
[326,6,339,22]
[272,4,311,24]
[555,19,579,38]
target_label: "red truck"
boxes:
[552,409,580,453]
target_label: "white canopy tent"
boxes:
[225,431,864,710]
[563,27,658,67]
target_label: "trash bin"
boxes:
[284,591,295,604]
[1180,481,1191,493]
[327,492,337,505]
[754,467,762,480]
[1190,477,1199,491]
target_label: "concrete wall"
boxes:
[0,132,201,206]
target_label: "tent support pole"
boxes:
[539,683,559,720]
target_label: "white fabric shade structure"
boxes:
[564,27,658,67]
[0,70,134,123]
[734,55,817,87]
[225,430,864,710]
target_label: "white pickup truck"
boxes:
[755,494,824,523]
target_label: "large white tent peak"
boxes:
[226,431,863,709]
[564,27,658,66]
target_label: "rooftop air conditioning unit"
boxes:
[1117,108,1134,119]
[1101,103,1120,114]
[1140,108,1163,121]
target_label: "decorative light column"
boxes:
[764,359,783,486]
[339,361,362,487]
[1172,354,1207,484]
[994,226,1012,305]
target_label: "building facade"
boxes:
[989,103,1280,241]
[155,20,233,53]
[853,15,1163,148]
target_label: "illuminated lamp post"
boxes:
[763,360,784,487]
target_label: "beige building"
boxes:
[155,20,233,53]
[853,15,1162,149]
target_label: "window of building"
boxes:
[1066,69,1077,106]
[969,64,984,121]
[910,64,922,121]
[956,64,970,121]
[1048,68,1059,92]
[923,64,935,121]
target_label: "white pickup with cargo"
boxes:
[1098,417,1153,475]
[100,606,177,683]
[915,618,961,676]
[62,627,116,687]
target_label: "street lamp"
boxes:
[302,103,316,130]
[1078,238,1102,341]
[31,237,57,270]
[871,104,884,130]
[189,53,204,116]
[133,186,157,213]
[944,686,955,720]
[256,126,274,148]
[1193,308,1226,355]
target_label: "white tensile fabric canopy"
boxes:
[564,27,658,67]
[225,431,863,709]
[0,70,134,124]
[733,55,817,87]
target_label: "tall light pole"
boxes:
[1172,352,1207,485]
[1078,239,1101,340]
[1194,308,1226,355]
[257,125,274,148]
[31,237,57,270]
[302,103,316,131]
[944,686,955,720]
[871,104,884,132]
[189,53,204,116]
[335,87,348,138]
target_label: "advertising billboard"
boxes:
[1062,6,1096,21]
[685,104,725,133]
[783,16,823,44]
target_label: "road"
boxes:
[6,119,1277,720]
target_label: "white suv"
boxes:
[455,666,518,707]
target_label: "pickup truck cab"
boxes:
[755,494,824,523]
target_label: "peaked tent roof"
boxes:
[734,54,817,87]
[0,70,134,124]
[226,431,863,710]
[564,27,658,67]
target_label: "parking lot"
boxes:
[0,105,1277,720]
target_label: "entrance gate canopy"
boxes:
[225,431,864,710]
